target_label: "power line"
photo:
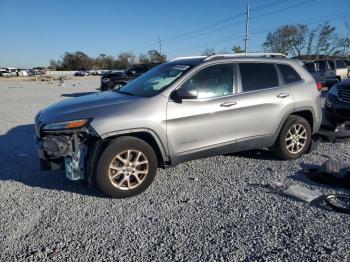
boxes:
[162,0,318,50]
[166,13,349,56]
[164,20,245,46]
[251,0,317,20]
[162,0,291,44]
[250,12,350,35]
[135,0,294,50]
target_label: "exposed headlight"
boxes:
[328,84,339,97]
[43,119,90,131]
[102,78,109,83]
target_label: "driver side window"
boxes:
[180,64,234,99]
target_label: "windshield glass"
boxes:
[117,63,191,97]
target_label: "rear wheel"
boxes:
[273,116,311,160]
[96,136,157,198]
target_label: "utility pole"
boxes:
[158,36,162,55]
[244,4,250,53]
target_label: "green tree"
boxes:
[232,46,244,53]
[315,23,336,55]
[148,50,166,63]
[263,24,309,56]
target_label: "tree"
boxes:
[48,59,62,70]
[116,52,136,69]
[314,23,336,55]
[232,46,244,53]
[148,50,166,63]
[138,53,150,64]
[201,48,215,56]
[262,24,309,56]
[306,29,317,56]
[60,51,93,70]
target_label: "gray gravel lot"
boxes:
[0,77,349,261]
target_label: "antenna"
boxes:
[244,4,250,53]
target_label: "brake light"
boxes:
[316,82,323,91]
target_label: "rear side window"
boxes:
[239,63,278,92]
[335,60,347,68]
[328,61,335,70]
[318,61,327,71]
[305,63,316,72]
[278,64,302,84]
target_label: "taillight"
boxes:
[316,82,323,91]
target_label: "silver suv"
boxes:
[35,53,322,198]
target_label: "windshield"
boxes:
[117,63,191,97]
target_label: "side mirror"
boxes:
[130,70,137,76]
[171,88,198,101]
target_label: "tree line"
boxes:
[262,22,350,58]
[49,50,166,71]
[50,22,349,70]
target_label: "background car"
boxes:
[75,70,89,76]
[305,60,337,87]
[100,64,160,91]
[324,78,350,125]
[305,59,348,87]
[0,69,11,77]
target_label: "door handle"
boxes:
[277,93,290,98]
[220,101,237,107]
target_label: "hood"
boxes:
[40,91,143,124]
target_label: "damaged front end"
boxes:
[35,115,100,182]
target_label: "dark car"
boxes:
[100,64,160,91]
[324,78,350,125]
[75,71,89,77]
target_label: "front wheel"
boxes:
[95,136,158,198]
[273,116,311,160]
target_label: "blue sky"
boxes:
[0,0,349,68]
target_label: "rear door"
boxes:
[229,62,294,142]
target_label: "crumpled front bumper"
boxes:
[34,124,97,181]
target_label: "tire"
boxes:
[273,116,312,160]
[95,136,158,198]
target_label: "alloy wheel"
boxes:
[285,124,307,154]
[108,150,149,190]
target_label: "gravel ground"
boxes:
[0,77,349,261]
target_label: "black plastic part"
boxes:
[324,194,350,214]
[317,122,350,143]
[306,136,321,154]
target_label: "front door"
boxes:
[166,63,239,156]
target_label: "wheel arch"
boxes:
[273,108,315,145]
[99,129,169,167]
[290,110,314,131]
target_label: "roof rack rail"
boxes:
[203,53,288,61]
[170,56,207,62]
